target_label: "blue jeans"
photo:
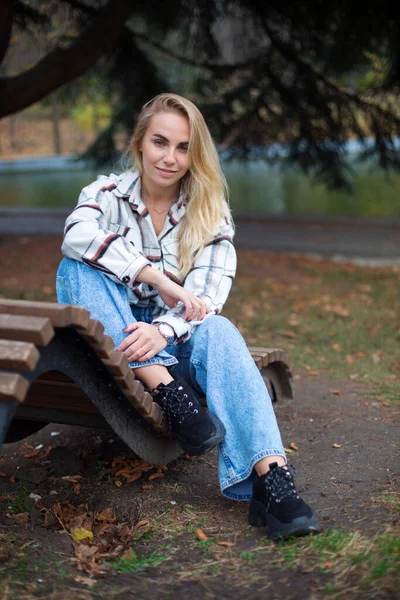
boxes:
[56,258,286,500]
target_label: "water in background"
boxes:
[1,159,400,216]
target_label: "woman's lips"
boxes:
[156,167,177,176]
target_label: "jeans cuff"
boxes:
[129,356,179,369]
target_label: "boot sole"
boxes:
[178,414,226,456]
[249,498,321,540]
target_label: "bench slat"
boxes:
[0,314,54,346]
[25,380,100,414]
[0,300,90,330]
[0,339,40,371]
[0,373,29,403]
[103,351,131,376]
[75,319,115,358]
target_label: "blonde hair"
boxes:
[129,93,234,279]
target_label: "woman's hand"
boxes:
[154,277,210,321]
[137,266,210,321]
[117,322,167,363]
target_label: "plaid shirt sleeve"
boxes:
[61,181,150,286]
[152,217,236,344]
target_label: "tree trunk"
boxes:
[9,115,18,150]
[50,94,62,155]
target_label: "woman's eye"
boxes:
[179,146,188,153]
[154,139,165,146]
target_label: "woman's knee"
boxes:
[199,314,238,338]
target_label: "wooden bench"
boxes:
[0,299,293,465]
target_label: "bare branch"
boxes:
[0,0,136,118]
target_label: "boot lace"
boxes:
[156,384,199,433]
[265,465,299,503]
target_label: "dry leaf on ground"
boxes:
[332,443,342,448]
[217,541,235,547]
[289,442,299,451]
[74,576,96,587]
[71,527,94,543]
[196,529,208,541]
[148,472,165,481]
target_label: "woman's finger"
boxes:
[117,329,140,352]
[137,348,155,362]
[127,343,150,362]
[123,322,139,333]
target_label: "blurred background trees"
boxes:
[1,0,400,186]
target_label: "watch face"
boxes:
[158,324,175,345]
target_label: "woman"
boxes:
[57,93,320,540]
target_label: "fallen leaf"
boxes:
[74,576,96,588]
[332,343,342,352]
[23,451,40,459]
[126,472,143,484]
[331,389,342,396]
[71,527,94,543]
[324,305,349,318]
[217,541,235,547]
[332,443,341,448]
[345,355,355,364]
[0,472,8,478]
[289,442,299,451]
[9,476,16,484]
[14,513,29,524]
[141,484,153,489]
[134,519,149,530]
[284,447,296,455]
[278,330,297,339]
[308,370,319,376]
[371,352,381,364]
[148,472,165,481]
[95,508,116,523]
[114,480,122,487]
[73,484,81,495]
[196,529,208,541]
[44,445,53,457]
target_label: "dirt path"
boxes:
[0,375,398,599]
[0,235,399,599]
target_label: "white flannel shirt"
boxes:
[61,170,237,344]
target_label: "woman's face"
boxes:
[140,111,191,193]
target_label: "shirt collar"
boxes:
[116,170,188,220]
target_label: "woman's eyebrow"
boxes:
[152,133,189,145]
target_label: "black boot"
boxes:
[152,377,226,455]
[249,462,320,540]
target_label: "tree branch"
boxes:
[0,0,136,118]
[0,0,14,67]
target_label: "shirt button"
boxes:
[122,275,130,284]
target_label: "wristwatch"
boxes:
[155,323,176,346]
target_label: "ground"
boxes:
[0,235,399,599]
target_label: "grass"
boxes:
[272,528,400,596]
[5,474,31,514]
[224,256,400,405]
[107,548,171,574]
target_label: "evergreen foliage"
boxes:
[1,0,399,185]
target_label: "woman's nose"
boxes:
[163,148,176,164]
